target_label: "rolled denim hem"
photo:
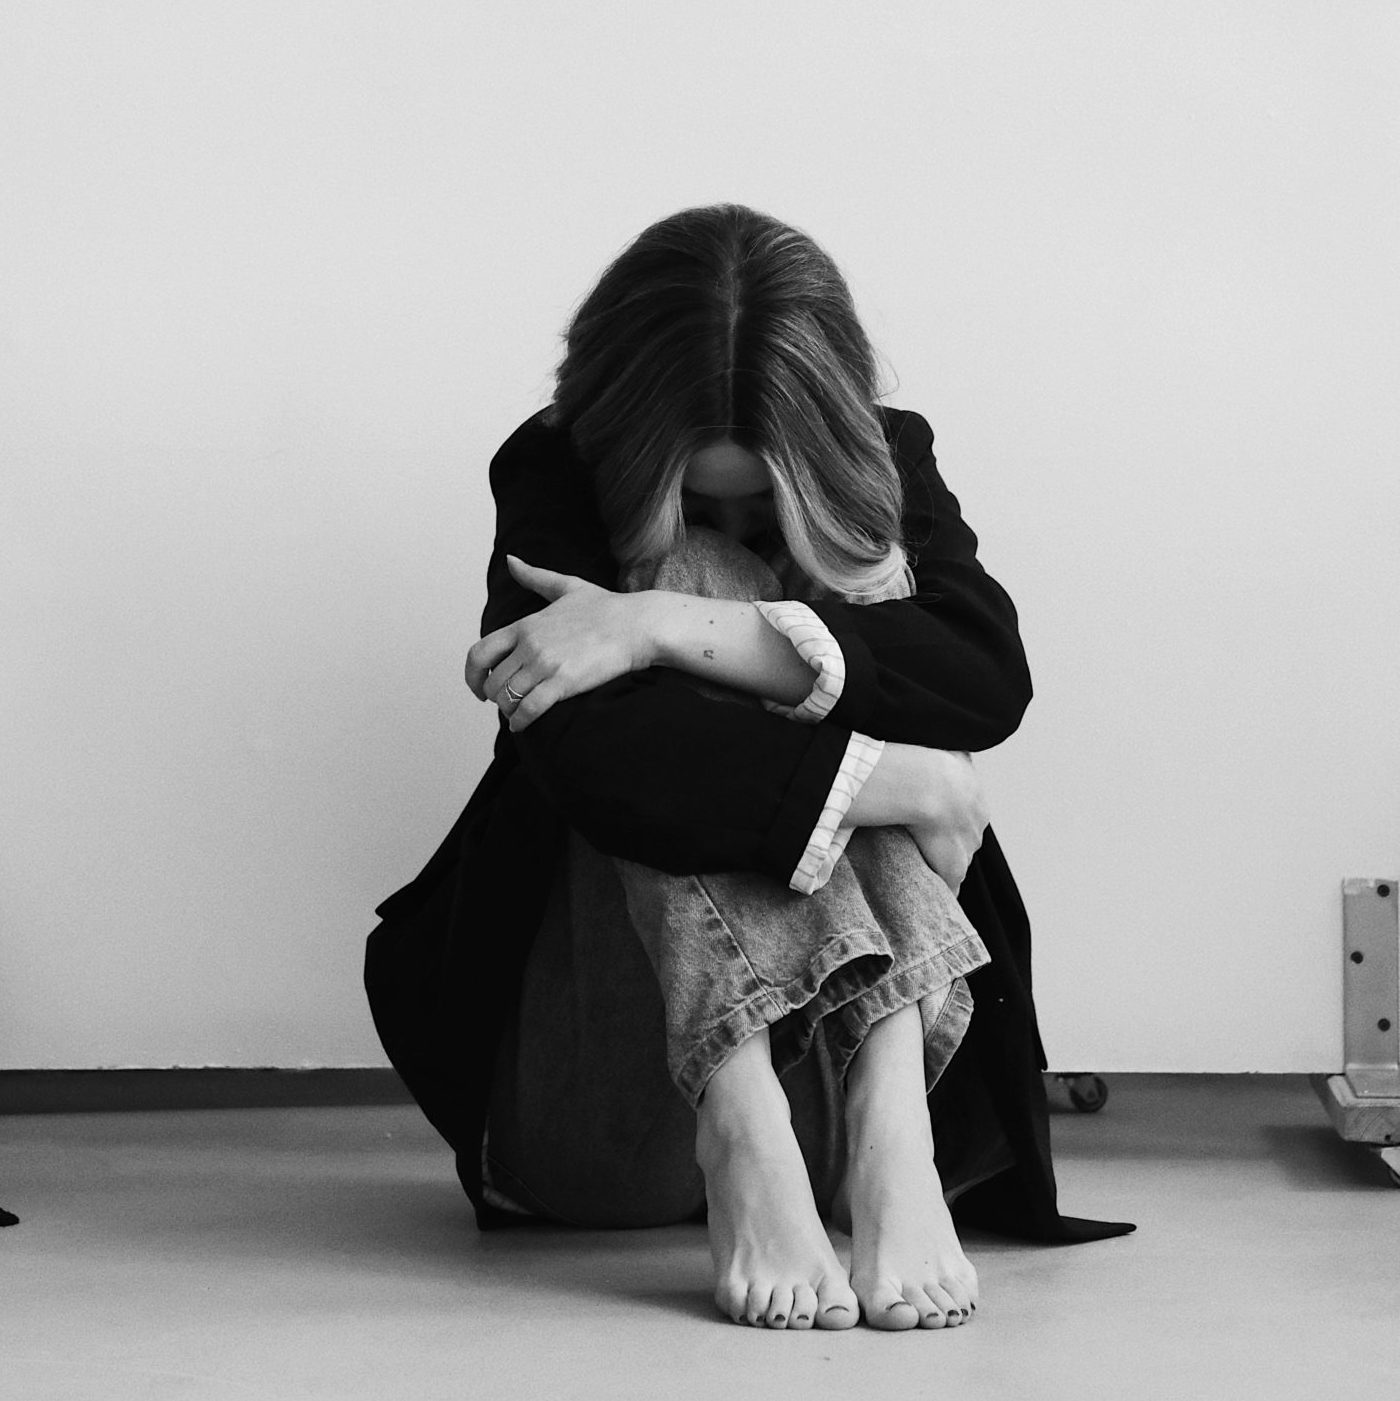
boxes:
[826,930,990,1091]
[670,927,893,1107]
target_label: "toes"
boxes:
[860,1281,920,1332]
[744,1282,772,1327]
[719,1278,836,1330]
[789,1284,818,1331]
[814,1277,859,1330]
[902,1285,948,1330]
[940,1267,978,1322]
[925,1282,965,1327]
[765,1285,795,1330]
[715,1277,749,1325]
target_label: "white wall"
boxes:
[2,1,1396,1070]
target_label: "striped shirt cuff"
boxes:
[754,600,845,724]
[788,731,885,894]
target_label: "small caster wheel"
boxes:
[1065,1074,1109,1113]
[1378,1144,1400,1187]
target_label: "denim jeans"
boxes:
[484,529,991,1228]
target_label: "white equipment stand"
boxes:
[1312,878,1400,1187]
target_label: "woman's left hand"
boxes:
[465,556,657,731]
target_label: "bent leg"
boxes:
[617,827,987,1109]
[604,526,983,1323]
[826,827,987,1091]
[616,832,989,1330]
[485,835,705,1229]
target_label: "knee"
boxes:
[631,527,782,602]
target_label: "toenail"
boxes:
[772,1314,786,1324]
[795,1314,810,1323]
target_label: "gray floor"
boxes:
[2,1076,1398,1400]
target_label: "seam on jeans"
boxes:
[673,987,784,1105]
[920,979,974,1089]
[919,980,975,1064]
[850,946,973,1022]
[892,931,989,987]
[681,926,887,1045]
[838,952,945,1036]
[827,944,981,1086]
[848,933,987,1013]
[770,929,888,1009]
[684,873,790,1022]
[749,938,894,1082]
[671,927,891,1105]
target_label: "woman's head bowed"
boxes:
[548,204,910,601]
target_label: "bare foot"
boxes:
[838,1123,979,1330]
[697,1034,858,1330]
[837,1002,980,1331]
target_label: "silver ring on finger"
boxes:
[503,682,526,705]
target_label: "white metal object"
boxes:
[1313,878,1400,1187]
[1340,878,1400,1096]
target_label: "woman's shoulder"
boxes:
[875,404,935,463]
[875,406,948,544]
[489,409,594,492]
[493,407,568,458]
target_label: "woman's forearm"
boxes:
[846,742,989,893]
[844,743,944,827]
[640,590,815,707]
[846,743,987,834]
[636,593,984,844]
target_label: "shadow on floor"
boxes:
[1259,1124,1399,1191]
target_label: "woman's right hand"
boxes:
[843,742,990,895]
[466,556,656,732]
[904,749,988,896]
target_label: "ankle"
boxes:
[701,1077,789,1145]
[844,1088,935,1164]
[700,1028,788,1116]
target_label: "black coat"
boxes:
[365,406,1133,1244]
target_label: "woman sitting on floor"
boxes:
[365,203,1133,1332]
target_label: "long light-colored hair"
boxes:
[547,205,909,601]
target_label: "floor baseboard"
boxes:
[0,1068,413,1114]
[0,1068,1310,1116]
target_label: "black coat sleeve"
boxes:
[478,414,851,881]
[811,409,1033,750]
[472,408,1031,876]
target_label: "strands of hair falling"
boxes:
[551,204,910,603]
